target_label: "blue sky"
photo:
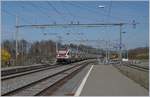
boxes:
[1,1,149,49]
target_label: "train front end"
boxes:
[56,49,70,63]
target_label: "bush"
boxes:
[1,48,11,67]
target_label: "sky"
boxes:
[1,1,149,49]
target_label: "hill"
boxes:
[128,47,149,59]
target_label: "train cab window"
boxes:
[67,52,70,55]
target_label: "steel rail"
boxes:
[124,64,149,72]
[1,64,61,80]
[2,61,89,96]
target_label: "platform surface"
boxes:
[80,64,149,96]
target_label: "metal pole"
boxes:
[56,40,58,53]
[127,48,128,59]
[125,44,128,59]
[76,45,79,58]
[105,41,108,63]
[108,40,110,61]
[21,41,24,65]
[56,36,61,53]
[119,25,122,62]
[15,16,19,65]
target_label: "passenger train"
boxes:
[56,48,97,63]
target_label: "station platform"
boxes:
[79,64,149,96]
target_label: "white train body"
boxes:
[56,48,97,63]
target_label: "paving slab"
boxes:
[52,64,92,96]
[80,64,149,96]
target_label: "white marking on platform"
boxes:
[75,65,93,96]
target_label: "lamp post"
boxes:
[15,15,19,65]
[119,28,126,62]
[98,5,106,63]
[119,25,123,62]
[98,5,105,8]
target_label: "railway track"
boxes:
[123,64,149,72]
[1,60,93,96]
[2,64,61,80]
[1,64,55,76]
